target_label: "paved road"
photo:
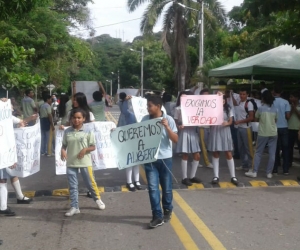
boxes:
[2,106,300,250]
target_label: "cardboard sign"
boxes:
[111,118,163,170]
[0,100,17,169]
[6,119,41,177]
[55,122,117,175]
[130,97,167,122]
[181,95,223,126]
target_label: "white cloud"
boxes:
[81,0,243,42]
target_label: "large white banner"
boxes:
[7,119,41,177]
[55,121,117,175]
[129,97,167,123]
[73,81,99,103]
[111,118,163,170]
[0,100,17,169]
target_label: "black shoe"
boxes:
[149,217,164,228]
[0,207,15,216]
[87,191,92,198]
[182,178,192,186]
[211,177,219,184]
[163,209,172,222]
[297,176,300,182]
[126,183,136,192]
[231,177,239,186]
[190,177,201,183]
[17,197,33,204]
[134,181,142,190]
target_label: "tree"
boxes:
[127,0,226,91]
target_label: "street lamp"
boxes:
[106,79,112,97]
[111,71,120,93]
[46,84,55,96]
[130,46,144,97]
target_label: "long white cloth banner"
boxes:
[0,100,17,169]
[111,118,163,170]
[6,119,41,177]
[130,97,167,123]
[55,121,117,175]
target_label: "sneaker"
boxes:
[235,166,244,170]
[17,197,33,204]
[245,171,257,178]
[163,209,172,222]
[149,217,164,228]
[46,154,52,157]
[126,183,136,192]
[0,207,15,216]
[182,178,192,186]
[198,163,203,168]
[206,163,213,169]
[266,173,273,179]
[96,199,105,210]
[65,207,80,217]
[41,153,46,156]
[190,177,201,183]
[283,172,289,176]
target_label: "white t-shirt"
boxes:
[235,100,254,128]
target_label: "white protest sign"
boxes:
[117,88,139,96]
[6,119,41,177]
[181,95,223,126]
[55,122,117,175]
[130,97,167,122]
[111,118,163,170]
[73,81,99,103]
[0,100,17,169]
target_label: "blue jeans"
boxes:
[41,130,50,154]
[230,119,240,158]
[144,158,173,219]
[274,128,289,173]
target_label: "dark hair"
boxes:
[73,92,91,122]
[223,95,230,117]
[290,91,300,99]
[41,91,48,99]
[176,91,192,107]
[58,94,69,118]
[70,108,86,119]
[25,89,33,96]
[260,81,266,87]
[93,91,103,102]
[261,90,275,106]
[43,95,51,102]
[162,93,172,103]
[273,84,282,94]
[200,89,209,95]
[119,92,127,101]
[147,95,163,108]
[239,88,248,94]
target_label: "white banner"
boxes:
[73,81,99,103]
[117,88,139,96]
[129,97,167,123]
[111,118,163,170]
[6,119,41,177]
[0,100,17,169]
[55,122,117,175]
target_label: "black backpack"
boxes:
[245,99,258,124]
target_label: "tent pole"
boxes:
[251,75,254,91]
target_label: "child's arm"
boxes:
[61,133,68,161]
[161,118,178,143]
[77,132,96,159]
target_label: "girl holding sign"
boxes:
[61,108,105,217]
[208,95,238,185]
[117,93,141,192]
[174,91,201,186]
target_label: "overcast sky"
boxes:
[77,0,244,41]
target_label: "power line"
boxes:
[79,17,142,31]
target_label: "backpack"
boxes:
[244,99,258,124]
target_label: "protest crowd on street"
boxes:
[1,81,300,230]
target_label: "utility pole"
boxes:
[141,46,144,97]
[117,70,120,92]
[198,0,204,68]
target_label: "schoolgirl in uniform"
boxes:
[208,95,238,185]
[174,91,201,186]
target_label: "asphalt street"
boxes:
[2,106,300,250]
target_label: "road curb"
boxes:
[9,180,300,198]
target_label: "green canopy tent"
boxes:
[209,45,300,84]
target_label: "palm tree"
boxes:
[127,0,226,91]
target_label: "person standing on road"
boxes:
[142,95,178,228]
[272,85,291,175]
[231,88,255,171]
[174,91,201,186]
[245,91,278,179]
[61,108,105,217]
[117,93,141,192]
[21,89,37,126]
[198,89,213,168]
[208,95,238,185]
[287,91,300,168]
